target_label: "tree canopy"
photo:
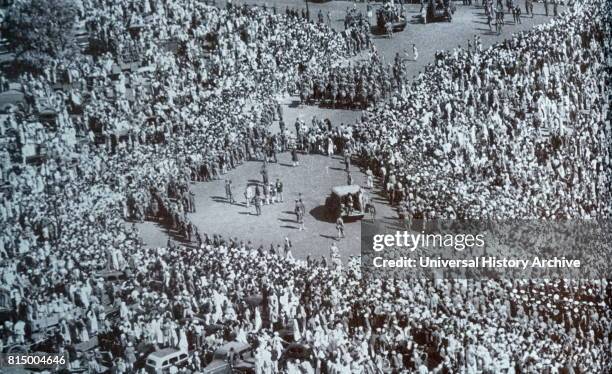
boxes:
[2,0,78,69]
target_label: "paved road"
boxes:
[221,1,559,76]
[135,1,561,259]
[138,152,398,259]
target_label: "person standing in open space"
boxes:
[386,21,393,38]
[275,178,284,203]
[225,179,234,204]
[291,147,299,167]
[284,237,294,261]
[366,167,374,189]
[344,150,351,171]
[296,198,305,231]
[525,0,533,17]
[264,182,271,205]
[254,195,262,216]
[366,201,377,220]
[261,162,269,185]
[336,216,345,239]
[347,171,353,186]
[244,185,253,208]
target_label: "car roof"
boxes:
[95,270,125,278]
[149,348,182,359]
[214,342,251,356]
[285,343,311,351]
[331,185,361,197]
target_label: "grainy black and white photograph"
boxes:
[0,0,610,372]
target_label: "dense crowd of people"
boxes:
[349,1,611,221]
[297,53,404,109]
[0,0,610,373]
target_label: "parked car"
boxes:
[145,348,189,373]
[325,185,365,221]
[426,0,456,22]
[375,4,407,32]
[203,341,255,374]
[280,343,315,367]
[94,270,127,282]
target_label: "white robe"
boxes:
[292,319,301,342]
[178,328,188,352]
[254,307,262,331]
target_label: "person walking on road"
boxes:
[336,217,345,239]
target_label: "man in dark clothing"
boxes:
[291,148,299,167]
[227,347,236,368]
[261,164,269,185]
[514,6,522,23]
[366,202,376,220]
[225,180,234,204]
[525,0,533,17]
[275,179,284,203]
[295,199,305,230]
[254,195,262,216]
